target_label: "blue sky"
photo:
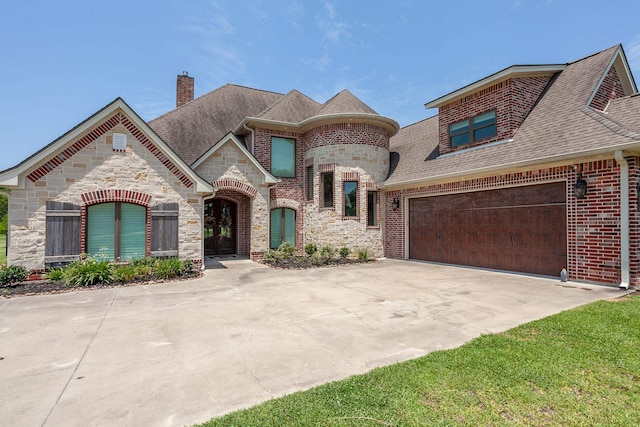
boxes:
[2,0,640,171]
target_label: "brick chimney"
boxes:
[176,71,194,107]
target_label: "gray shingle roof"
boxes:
[149,84,283,165]
[257,89,321,122]
[316,89,377,115]
[385,45,640,188]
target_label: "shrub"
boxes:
[304,243,318,257]
[182,259,195,274]
[45,268,65,283]
[154,258,184,279]
[339,247,350,259]
[277,241,296,258]
[356,248,370,261]
[320,245,334,259]
[0,265,30,285]
[113,264,140,283]
[63,257,113,287]
[130,257,157,268]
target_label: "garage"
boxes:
[409,182,567,276]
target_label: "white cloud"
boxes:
[318,1,351,46]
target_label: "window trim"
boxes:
[449,110,497,147]
[271,136,296,178]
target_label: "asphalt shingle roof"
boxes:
[385,45,640,187]
[149,84,283,165]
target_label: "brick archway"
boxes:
[79,190,152,256]
[212,178,257,198]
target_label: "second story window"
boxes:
[449,111,496,147]
[271,137,295,178]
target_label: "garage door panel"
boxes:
[409,182,567,276]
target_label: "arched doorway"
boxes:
[204,199,237,256]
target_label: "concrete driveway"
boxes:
[0,259,624,426]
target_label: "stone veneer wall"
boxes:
[385,158,640,287]
[303,142,389,257]
[193,139,272,257]
[9,113,202,270]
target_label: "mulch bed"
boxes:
[1,273,202,299]
[261,257,373,269]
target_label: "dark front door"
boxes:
[409,182,567,276]
[204,199,237,256]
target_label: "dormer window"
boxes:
[449,111,497,147]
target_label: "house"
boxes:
[1,44,638,288]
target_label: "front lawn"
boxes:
[201,295,640,426]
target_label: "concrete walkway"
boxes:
[0,259,625,427]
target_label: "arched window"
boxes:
[87,202,146,261]
[270,208,295,249]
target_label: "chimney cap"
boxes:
[182,71,189,77]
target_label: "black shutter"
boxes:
[45,201,81,264]
[150,203,179,257]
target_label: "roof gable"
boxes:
[587,45,638,110]
[191,132,277,185]
[0,98,213,193]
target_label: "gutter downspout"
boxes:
[243,123,255,155]
[614,150,630,289]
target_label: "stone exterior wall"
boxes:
[384,158,639,287]
[193,138,272,257]
[303,143,389,257]
[8,111,202,270]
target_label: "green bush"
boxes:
[338,247,350,259]
[356,248,370,261]
[0,214,7,236]
[0,265,30,285]
[154,258,184,279]
[304,243,318,257]
[63,257,113,287]
[182,259,195,274]
[320,245,334,259]
[44,268,65,283]
[130,257,157,268]
[277,241,296,258]
[113,264,140,283]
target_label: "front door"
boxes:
[204,199,237,256]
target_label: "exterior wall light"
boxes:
[573,172,587,199]
[392,197,400,210]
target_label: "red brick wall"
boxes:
[254,128,305,250]
[303,123,390,151]
[385,159,639,287]
[589,65,625,110]
[438,75,552,155]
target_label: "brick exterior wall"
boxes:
[438,75,552,155]
[589,65,625,111]
[9,111,203,270]
[385,158,640,287]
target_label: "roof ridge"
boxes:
[255,89,321,120]
[568,44,621,66]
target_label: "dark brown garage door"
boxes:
[409,182,567,276]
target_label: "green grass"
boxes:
[0,234,6,266]
[200,295,640,427]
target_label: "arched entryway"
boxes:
[204,198,237,256]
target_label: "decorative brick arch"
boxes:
[270,198,300,211]
[79,189,152,256]
[212,178,258,198]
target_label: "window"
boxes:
[270,208,296,249]
[271,137,295,178]
[367,191,378,226]
[321,172,334,208]
[343,181,358,217]
[306,165,314,200]
[449,110,496,147]
[87,202,146,261]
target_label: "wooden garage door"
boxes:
[409,182,567,276]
